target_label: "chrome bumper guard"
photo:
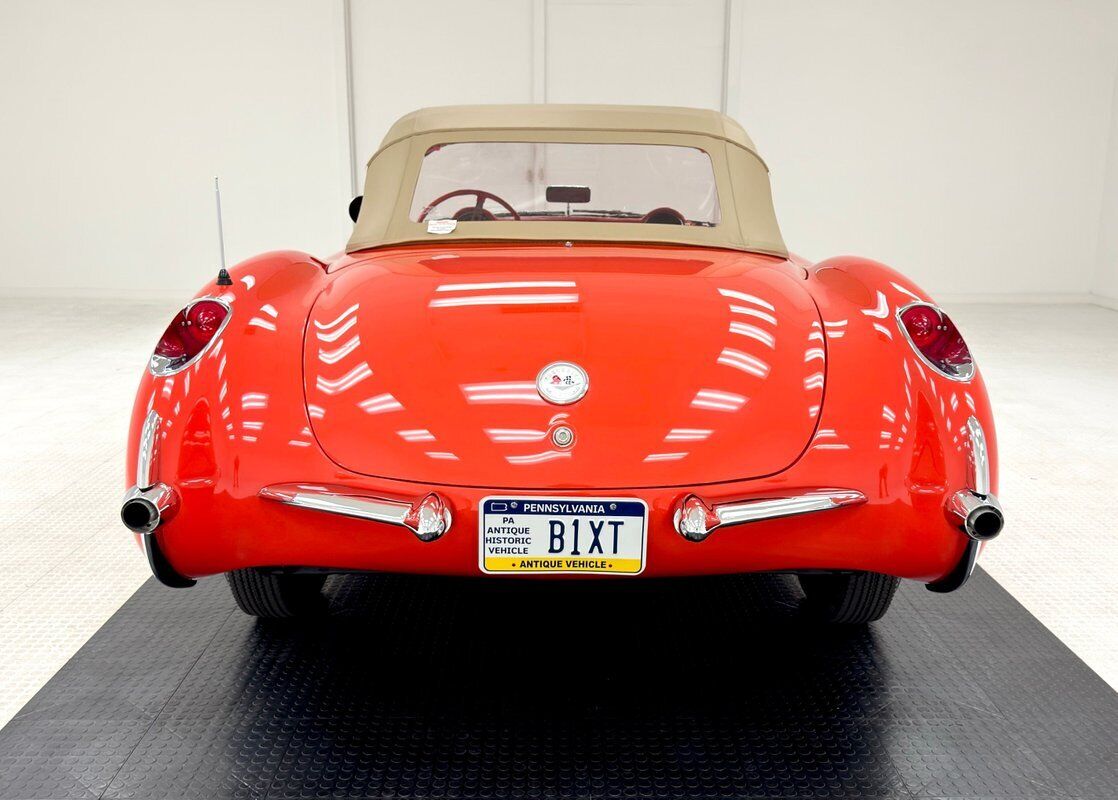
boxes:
[259,483,453,542]
[673,489,866,542]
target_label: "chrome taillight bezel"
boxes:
[148,297,233,377]
[895,301,975,382]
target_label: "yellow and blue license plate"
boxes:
[479,496,648,575]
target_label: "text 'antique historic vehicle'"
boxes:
[123,105,1003,622]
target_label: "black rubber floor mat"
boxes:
[0,568,1114,799]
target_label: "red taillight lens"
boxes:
[153,325,186,359]
[182,300,227,348]
[150,299,229,375]
[898,303,974,380]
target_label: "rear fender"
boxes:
[804,256,998,528]
[126,251,331,499]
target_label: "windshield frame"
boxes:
[347,127,786,257]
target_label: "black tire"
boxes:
[225,569,327,618]
[798,572,899,624]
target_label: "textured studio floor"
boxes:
[0,297,1115,733]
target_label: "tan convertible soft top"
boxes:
[346,104,787,257]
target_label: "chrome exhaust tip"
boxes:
[947,490,1004,541]
[121,483,178,534]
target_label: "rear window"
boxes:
[409,142,721,227]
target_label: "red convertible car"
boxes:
[122,104,1003,622]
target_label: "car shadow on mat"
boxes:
[180,573,911,798]
[241,572,892,718]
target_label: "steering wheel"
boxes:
[641,207,685,225]
[418,189,520,222]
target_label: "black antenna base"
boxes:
[216,268,233,286]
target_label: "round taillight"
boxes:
[150,299,230,376]
[898,303,974,381]
[183,300,227,348]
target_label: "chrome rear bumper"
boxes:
[259,483,453,542]
[673,489,866,542]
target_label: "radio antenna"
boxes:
[214,176,232,285]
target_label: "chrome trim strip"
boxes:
[895,301,975,382]
[965,415,990,497]
[674,489,865,542]
[149,296,233,377]
[945,415,1004,542]
[136,410,161,489]
[259,483,452,541]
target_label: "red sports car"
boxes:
[122,104,1003,622]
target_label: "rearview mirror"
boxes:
[546,185,591,205]
[348,195,363,223]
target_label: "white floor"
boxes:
[0,299,1115,728]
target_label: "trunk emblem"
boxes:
[536,361,589,405]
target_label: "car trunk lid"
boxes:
[303,245,824,489]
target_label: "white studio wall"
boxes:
[1095,62,1118,307]
[348,0,535,188]
[347,0,727,177]
[0,0,353,300]
[734,0,1118,303]
[543,0,725,108]
[2,0,1118,306]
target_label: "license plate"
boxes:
[479,496,648,575]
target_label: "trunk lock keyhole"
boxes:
[551,426,575,448]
